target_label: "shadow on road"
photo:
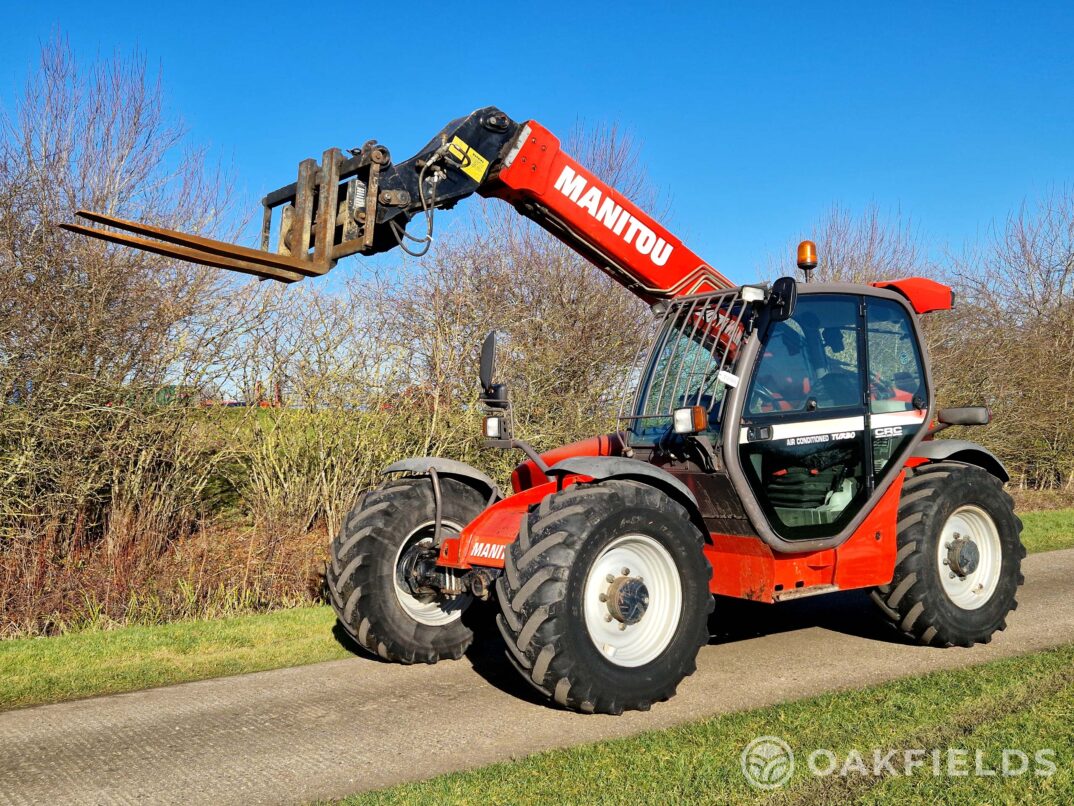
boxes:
[330,621,387,662]
[461,590,917,705]
[323,588,917,705]
[708,589,915,646]
[325,601,553,705]
[463,603,553,707]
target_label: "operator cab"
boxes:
[626,280,931,544]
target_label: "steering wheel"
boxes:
[749,380,784,412]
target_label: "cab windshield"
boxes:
[626,290,753,445]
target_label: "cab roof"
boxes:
[869,278,954,314]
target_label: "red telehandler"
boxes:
[66,107,1023,714]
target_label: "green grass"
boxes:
[0,606,354,710]
[1,509,1071,715]
[348,644,1074,805]
[1020,508,1074,554]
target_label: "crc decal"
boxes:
[874,426,904,439]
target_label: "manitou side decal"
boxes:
[553,166,674,266]
[470,542,506,560]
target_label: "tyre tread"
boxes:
[496,480,713,715]
[871,463,1024,647]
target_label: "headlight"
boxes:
[672,405,708,435]
[483,415,504,439]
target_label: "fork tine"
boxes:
[73,210,331,277]
[59,223,304,283]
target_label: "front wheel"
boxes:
[871,462,1025,647]
[327,475,486,664]
[496,480,713,714]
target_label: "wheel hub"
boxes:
[583,534,683,667]
[397,540,440,602]
[946,535,980,577]
[606,576,650,625]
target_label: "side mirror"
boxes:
[479,331,497,393]
[937,406,991,426]
[479,331,509,410]
[769,276,798,322]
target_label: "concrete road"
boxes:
[1,549,1072,805]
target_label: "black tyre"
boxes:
[871,462,1025,647]
[496,480,713,714]
[327,476,486,663]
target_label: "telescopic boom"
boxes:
[63,106,732,302]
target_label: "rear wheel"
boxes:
[327,476,486,663]
[871,462,1025,647]
[496,480,713,714]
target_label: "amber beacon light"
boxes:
[796,239,818,282]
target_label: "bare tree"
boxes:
[772,203,925,284]
[0,36,233,398]
[934,188,1074,489]
[0,37,235,543]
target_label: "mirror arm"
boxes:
[926,422,951,437]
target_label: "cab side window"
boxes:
[867,298,926,414]
[866,297,928,482]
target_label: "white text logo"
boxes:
[553,166,673,267]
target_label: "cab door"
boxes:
[864,296,930,482]
[737,294,871,542]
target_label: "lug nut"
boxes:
[598,593,607,602]
[621,567,630,576]
[604,614,612,622]
[618,623,627,631]
[606,573,616,583]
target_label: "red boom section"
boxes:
[487,122,733,302]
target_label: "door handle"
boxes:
[747,425,773,442]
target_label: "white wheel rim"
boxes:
[583,534,683,668]
[937,505,1002,610]
[393,520,470,626]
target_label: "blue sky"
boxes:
[3,2,1073,285]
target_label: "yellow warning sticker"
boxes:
[448,136,490,183]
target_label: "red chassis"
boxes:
[441,434,906,603]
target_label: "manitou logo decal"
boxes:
[470,542,506,561]
[553,166,674,266]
